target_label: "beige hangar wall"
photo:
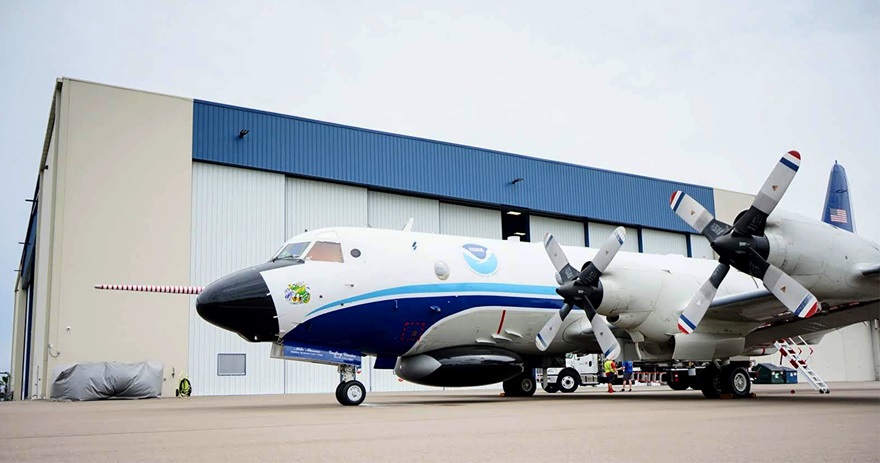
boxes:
[30,79,193,398]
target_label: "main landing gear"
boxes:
[335,365,366,406]
[503,370,537,397]
[699,363,751,399]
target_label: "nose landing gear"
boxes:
[336,365,366,406]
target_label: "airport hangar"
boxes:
[10,78,879,400]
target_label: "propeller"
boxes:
[535,228,625,360]
[670,150,819,334]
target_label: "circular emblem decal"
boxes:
[461,243,498,276]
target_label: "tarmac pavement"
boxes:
[0,381,877,463]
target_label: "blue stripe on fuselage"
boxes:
[286,294,564,357]
[306,282,558,317]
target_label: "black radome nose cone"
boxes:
[196,268,278,342]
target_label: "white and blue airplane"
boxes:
[97,152,879,405]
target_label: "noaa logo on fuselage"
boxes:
[461,243,498,276]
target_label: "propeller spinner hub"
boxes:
[555,280,603,308]
[711,234,770,271]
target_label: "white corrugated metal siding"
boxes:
[588,222,639,252]
[285,178,369,237]
[689,235,714,259]
[530,216,585,246]
[439,203,502,239]
[368,191,440,233]
[641,229,688,256]
[190,162,286,395]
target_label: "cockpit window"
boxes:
[271,242,310,262]
[305,241,344,263]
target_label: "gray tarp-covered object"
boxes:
[51,361,163,401]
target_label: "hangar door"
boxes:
[689,235,714,259]
[588,222,639,252]
[281,178,371,393]
[190,162,286,396]
[641,228,688,256]
[439,203,502,239]
[368,191,440,233]
[530,215,585,246]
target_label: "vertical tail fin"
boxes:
[822,161,855,233]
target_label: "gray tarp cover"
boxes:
[51,361,163,401]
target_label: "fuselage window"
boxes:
[306,241,344,263]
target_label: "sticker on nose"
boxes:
[284,282,311,305]
[461,244,498,276]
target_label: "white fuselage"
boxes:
[252,211,879,361]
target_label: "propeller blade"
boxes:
[762,265,820,319]
[670,191,731,241]
[576,226,626,286]
[591,314,621,360]
[589,227,626,274]
[677,263,730,334]
[543,234,579,281]
[536,302,574,351]
[743,248,819,319]
[580,297,621,360]
[732,150,801,236]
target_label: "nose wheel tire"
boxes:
[336,380,366,406]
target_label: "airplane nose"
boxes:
[196,267,278,342]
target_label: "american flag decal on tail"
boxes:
[829,208,848,224]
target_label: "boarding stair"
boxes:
[774,337,830,394]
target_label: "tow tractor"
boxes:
[536,353,600,393]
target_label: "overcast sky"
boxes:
[1,1,877,372]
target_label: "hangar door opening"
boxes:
[502,210,530,241]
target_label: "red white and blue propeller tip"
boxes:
[678,314,697,334]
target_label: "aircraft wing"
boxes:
[703,289,879,349]
[744,299,879,348]
[703,289,785,323]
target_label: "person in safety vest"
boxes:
[603,358,617,393]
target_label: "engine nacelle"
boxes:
[606,311,673,342]
[394,346,524,387]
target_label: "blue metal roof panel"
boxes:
[192,100,714,233]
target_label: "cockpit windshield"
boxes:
[270,241,345,263]
[271,242,310,262]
